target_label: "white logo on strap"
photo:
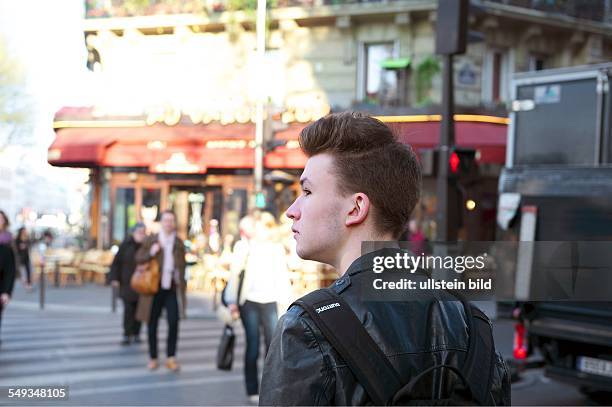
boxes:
[316,302,340,314]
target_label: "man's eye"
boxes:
[302,189,311,196]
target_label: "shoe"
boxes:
[120,336,131,346]
[132,336,142,344]
[165,357,180,372]
[248,395,259,404]
[147,359,159,370]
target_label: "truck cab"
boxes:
[498,63,612,393]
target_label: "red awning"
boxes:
[49,114,507,169]
[48,128,116,167]
[392,120,507,164]
[49,123,308,170]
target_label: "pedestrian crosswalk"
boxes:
[0,304,254,405]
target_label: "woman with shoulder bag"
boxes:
[135,210,186,372]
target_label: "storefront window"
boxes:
[142,188,161,230]
[169,187,207,240]
[113,187,136,244]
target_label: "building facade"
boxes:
[51,0,612,247]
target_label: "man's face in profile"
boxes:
[286,153,345,265]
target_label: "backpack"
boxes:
[293,288,496,406]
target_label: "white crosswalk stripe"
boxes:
[0,306,257,405]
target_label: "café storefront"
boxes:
[50,107,508,248]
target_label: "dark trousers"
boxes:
[0,302,3,341]
[147,288,179,359]
[122,299,141,338]
[21,263,31,285]
[239,300,278,396]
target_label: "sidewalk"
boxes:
[1,282,251,406]
[9,281,218,318]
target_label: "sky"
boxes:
[0,0,92,177]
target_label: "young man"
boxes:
[136,210,186,371]
[259,112,510,405]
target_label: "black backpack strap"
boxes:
[460,303,496,406]
[293,288,403,406]
[422,289,496,406]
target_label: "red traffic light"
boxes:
[449,152,460,173]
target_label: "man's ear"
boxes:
[345,193,370,227]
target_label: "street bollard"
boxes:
[54,260,60,287]
[39,263,45,310]
[111,284,118,313]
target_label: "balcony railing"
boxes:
[85,0,414,18]
[487,0,610,23]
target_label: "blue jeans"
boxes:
[239,300,278,396]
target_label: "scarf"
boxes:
[158,230,176,289]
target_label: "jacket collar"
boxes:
[346,245,403,277]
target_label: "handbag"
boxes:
[216,324,236,371]
[130,259,160,295]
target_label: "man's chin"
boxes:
[296,245,318,262]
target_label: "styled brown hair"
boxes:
[299,111,421,238]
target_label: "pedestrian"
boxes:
[260,112,510,405]
[407,219,428,255]
[110,222,146,345]
[0,210,16,347]
[135,210,185,372]
[225,212,292,404]
[41,229,54,250]
[15,227,33,291]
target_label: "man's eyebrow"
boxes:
[300,177,310,187]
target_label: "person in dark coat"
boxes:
[0,210,16,347]
[15,227,32,291]
[110,222,146,345]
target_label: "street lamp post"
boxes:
[254,0,267,207]
[434,0,468,242]
[436,53,456,242]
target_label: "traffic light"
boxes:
[448,147,477,179]
[263,111,288,153]
[255,192,266,209]
[418,147,478,179]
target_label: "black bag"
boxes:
[216,270,245,371]
[216,324,236,371]
[293,288,495,406]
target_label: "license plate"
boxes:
[577,356,612,378]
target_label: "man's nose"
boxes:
[286,199,300,220]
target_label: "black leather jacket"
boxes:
[260,249,511,405]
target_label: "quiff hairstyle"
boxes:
[299,111,421,238]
